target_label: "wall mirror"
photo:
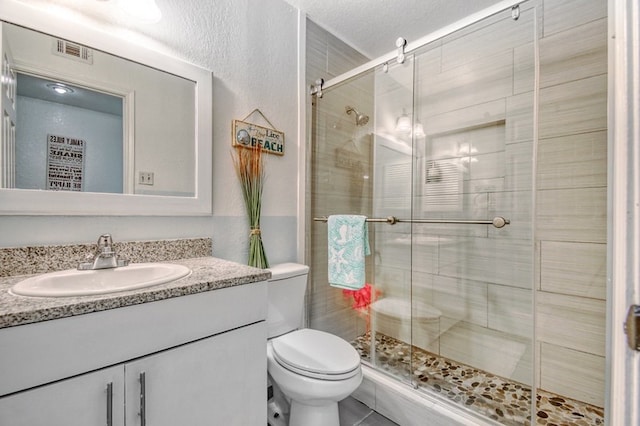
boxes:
[0,1,212,215]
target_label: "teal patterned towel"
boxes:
[327,215,371,290]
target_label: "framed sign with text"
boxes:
[46,134,85,191]
[232,119,284,156]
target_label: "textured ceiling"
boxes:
[282,0,503,58]
[12,0,503,60]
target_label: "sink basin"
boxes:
[10,263,191,297]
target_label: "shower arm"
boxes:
[313,215,510,229]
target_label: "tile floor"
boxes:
[339,396,399,426]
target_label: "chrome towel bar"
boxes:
[313,216,510,229]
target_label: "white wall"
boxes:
[0,0,301,267]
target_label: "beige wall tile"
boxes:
[439,321,531,383]
[504,140,534,192]
[540,241,606,299]
[488,285,533,338]
[540,18,607,88]
[423,99,505,137]
[514,42,535,95]
[506,92,534,143]
[537,187,607,243]
[325,28,368,76]
[537,291,606,356]
[438,237,533,288]
[309,306,365,342]
[539,74,607,139]
[419,50,514,117]
[441,8,534,72]
[537,131,607,190]
[540,343,605,407]
[430,275,488,327]
[543,0,607,37]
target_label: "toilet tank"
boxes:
[267,263,310,338]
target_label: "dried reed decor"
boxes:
[232,146,269,268]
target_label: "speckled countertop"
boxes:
[0,257,271,330]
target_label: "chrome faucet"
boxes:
[78,234,129,270]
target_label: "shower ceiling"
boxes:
[283,0,504,58]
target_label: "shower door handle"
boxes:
[624,305,640,351]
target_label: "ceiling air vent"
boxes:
[52,39,93,65]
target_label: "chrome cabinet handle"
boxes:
[139,372,146,426]
[106,382,113,426]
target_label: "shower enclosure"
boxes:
[307,1,607,424]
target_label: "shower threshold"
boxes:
[351,333,604,426]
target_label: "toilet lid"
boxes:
[272,329,361,380]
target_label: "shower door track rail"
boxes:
[313,216,510,229]
[309,0,528,95]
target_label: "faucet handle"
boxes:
[97,233,113,247]
[97,234,115,256]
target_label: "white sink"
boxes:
[10,263,191,297]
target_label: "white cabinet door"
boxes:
[0,365,124,426]
[125,322,266,426]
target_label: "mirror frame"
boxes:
[0,1,212,215]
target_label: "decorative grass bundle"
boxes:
[232,146,269,269]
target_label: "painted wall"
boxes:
[0,0,300,268]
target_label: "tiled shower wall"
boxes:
[305,20,372,340]
[306,0,607,409]
[535,0,607,407]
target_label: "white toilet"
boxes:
[266,263,362,426]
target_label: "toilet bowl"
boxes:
[267,329,362,425]
[266,264,362,426]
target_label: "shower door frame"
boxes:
[607,0,640,424]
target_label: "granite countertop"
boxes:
[0,257,271,329]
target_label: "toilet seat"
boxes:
[271,329,360,381]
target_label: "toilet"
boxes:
[266,263,362,426]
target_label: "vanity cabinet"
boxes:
[0,322,265,426]
[0,280,268,426]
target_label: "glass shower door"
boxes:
[368,55,416,383]
[407,4,536,422]
[308,69,376,356]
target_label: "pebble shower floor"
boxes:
[351,333,604,425]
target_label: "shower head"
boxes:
[345,105,370,126]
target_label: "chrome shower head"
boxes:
[345,105,370,126]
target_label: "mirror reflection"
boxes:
[1,22,196,197]
[16,74,124,193]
